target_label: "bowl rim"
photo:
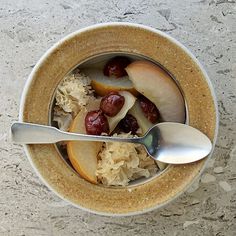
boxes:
[19,22,219,216]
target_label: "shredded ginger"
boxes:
[96,133,158,186]
[55,70,93,117]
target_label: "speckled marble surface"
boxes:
[0,0,235,235]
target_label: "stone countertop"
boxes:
[0,0,235,235]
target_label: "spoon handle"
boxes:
[11,122,142,144]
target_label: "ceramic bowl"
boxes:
[19,22,218,216]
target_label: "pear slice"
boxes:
[82,68,138,96]
[129,100,167,170]
[67,98,102,184]
[107,91,136,131]
[129,101,153,134]
[126,61,185,123]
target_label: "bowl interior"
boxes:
[49,52,189,188]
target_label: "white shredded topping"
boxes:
[53,106,73,131]
[96,133,158,186]
[55,70,93,117]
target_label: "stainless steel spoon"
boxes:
[11,122,212,164]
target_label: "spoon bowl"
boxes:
[11,122,212,164]
[142,122,212,164]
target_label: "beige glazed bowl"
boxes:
[20,23,218,216]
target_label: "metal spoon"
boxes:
[11,122,212,164]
